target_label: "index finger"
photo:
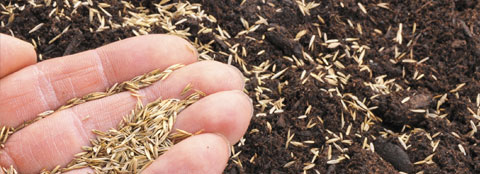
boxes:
[0,34,198,128]
[0,34,37,78]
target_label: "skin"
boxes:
[0,34,253,174]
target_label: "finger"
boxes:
[0,34,36,78]
[0,61,244,173]
[173,90,253,144]
[142,133,230,174]
[0,34,198,128]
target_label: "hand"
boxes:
[0,34,252,173]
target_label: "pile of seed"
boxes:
[52,91,202,173]
[1,64,204,173]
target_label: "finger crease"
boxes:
[26,133,43,169]
[67,109,90,147]
[137,88,151,104]
[92,49,110,89]
[33,65,60,110]
[47,128,65,163]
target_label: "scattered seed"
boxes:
[377,3,390,9]
[414,153,435,165]
[295,29,307,41]
[358,3,367,14]
[327,156,345,164]
[303,163,315,170]
[450,83,466,93]
[29,23,44,33]
[271,68,288,80]
[458,144,466,156]
[394,23,403,44]
[437,94,448,111]
[401,97,411,104]
[283,160,296,168]
[48,25,70,44]
[296,0,320,16]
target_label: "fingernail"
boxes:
[228,64,245,79]
[234,89,252,104]
[215,133,231,157]
[184,43,199,58]
[236,90,254,117]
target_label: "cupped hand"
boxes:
[0,34,252,174]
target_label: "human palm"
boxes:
[0,34,252,174]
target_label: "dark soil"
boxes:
[2,0,480,173]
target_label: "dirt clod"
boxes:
[374,138,414,173]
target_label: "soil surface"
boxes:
[2,0,480,173]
